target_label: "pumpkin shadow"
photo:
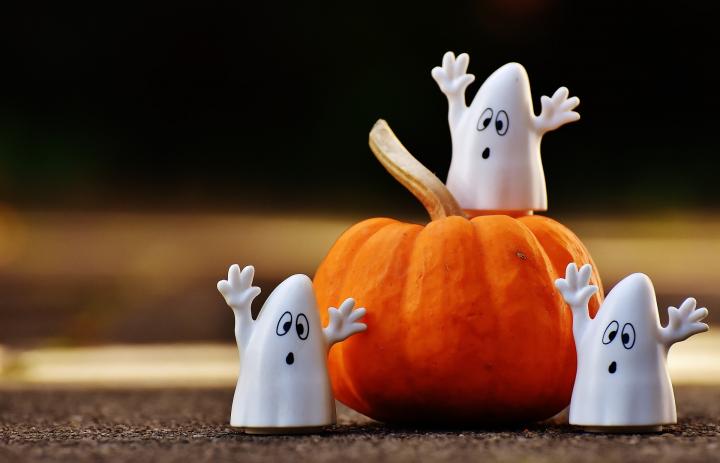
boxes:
[373,422,553,434]
[217,421,581,439]
[335,420,570,436]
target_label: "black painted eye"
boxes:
[276,311,292,336]
[602,320,619,345]
[621,323,636,349]
[296,313,309,340]
[477,108,493,131]
[495,110,509,136]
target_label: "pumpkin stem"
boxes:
[369,120,467,221]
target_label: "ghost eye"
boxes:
[296,313,309,340]
[602,320,619,345]
[621,323,636,349]
[477,108,493,131]
[276,311,292,336]
[495,110,509,136]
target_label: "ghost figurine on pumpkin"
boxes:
[217,264,367,434]
[432,51,580,214]
[555,263,709,432]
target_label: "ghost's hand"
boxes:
[535,87,580,134]
[432,51,474,129]
[324,298,367,347]
[217,264,261,311]
[431,51,475,98]
[661,298,709,346]
[555,263,597,340]
[555,263,598,309]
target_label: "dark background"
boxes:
[0,1,717,216]
[0,2,717,348]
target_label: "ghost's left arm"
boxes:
[323,298,367,348]
[533,87,580,135]
[431,51,475,132]
[659,297,709,347]
[217,264,261,350]
[555,263,598,341]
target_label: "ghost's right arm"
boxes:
[533,87,580,135]
[323,298,367,349]
[659,297,709,348]
[217,264,261,351]
[431,51,475,132]
[555,263,598,341]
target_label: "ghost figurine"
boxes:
[217,264,367,434]
[555,263,709,432]
[431,51,580,214]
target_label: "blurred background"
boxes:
[0,2,717,385]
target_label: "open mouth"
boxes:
[482,147,490,159]
[608,361,617,374]
[286,352,294,365]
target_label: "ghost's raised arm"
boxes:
[217,264,261,350]
[534,87,580,135]
[555,263,598,341]
[659,297,709,348]
[323,298,367,348]
[431,51,475,131]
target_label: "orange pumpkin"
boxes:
[313,120,603,424]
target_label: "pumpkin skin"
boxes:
[313,214,603,424]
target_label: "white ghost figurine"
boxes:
[556,263,709,432]
[432,51,580,213]
[217,264,367,433]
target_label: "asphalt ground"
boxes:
[0,386,717,462]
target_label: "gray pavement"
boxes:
[0,386,718,462]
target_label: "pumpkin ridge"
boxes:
[398,218,424,342]
[380,221,424,417]
[315,217,398,413]
[512,217,566,294]
[469,215,510,413]
[398,218,447,388]
[338,221,423,415]
[397,216,482,417]
[512,216,576,410]
[332,218,401,411]
[466,215,571,420]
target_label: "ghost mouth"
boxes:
[608,361,617,374]
[482,147,490,159]
[286,352,295,365]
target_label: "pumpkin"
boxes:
[313,120,603,424]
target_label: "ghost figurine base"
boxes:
[555,263,709,434]
[580,425,663,434]
[217,265,367,434]
[237,425,329,435]
[464,209,533,218]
